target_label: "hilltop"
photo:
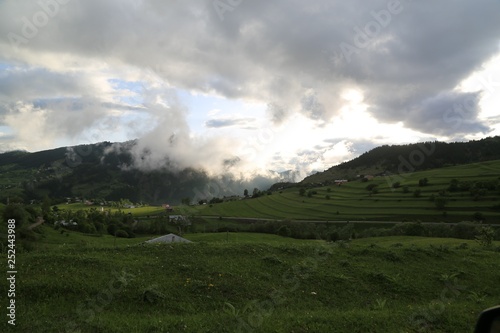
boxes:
[0,141,290,205]
[301,136,500,185]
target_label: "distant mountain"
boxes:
[0,141,201,204]
[0,141,295,204]
[301,136,500,185]
[3,136,500,203]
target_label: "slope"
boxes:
[194,160,500,222]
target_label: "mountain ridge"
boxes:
[299,136,500,186]
[1,136,500,203]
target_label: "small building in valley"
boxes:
[145,233,192,244]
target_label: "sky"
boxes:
[0,0,500,180]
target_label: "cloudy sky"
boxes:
[1,0,499,179]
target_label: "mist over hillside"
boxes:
[1,136,500,204]
[0,140,301,204]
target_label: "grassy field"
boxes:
[192,160,500,222]
[4,226,500,332]
[55,203,167,217]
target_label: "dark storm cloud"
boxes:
[405,91,490,136]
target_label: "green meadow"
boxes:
[5,227,500,332]
[193,160,500,222]
[55,203,167,217]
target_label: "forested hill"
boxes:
[301,136,500,185]
[0,141,213,204]
[0,141,289,204]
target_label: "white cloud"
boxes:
[0,0,499,178]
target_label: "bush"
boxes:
[277,225,292,237]
[403,222,425,236]
[107,224,119,236]
[418,178,429,186]
[448,179,459,192]
[2,204,30,227]
[434,197,448,210]
[453,222,478,240]
[115,230,129,238]
[472,212,485,222]
[329,231,340,242]
[475,226,495,247]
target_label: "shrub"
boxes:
[453,222,478,240]
[115,230,129,238]
[277,225,292,237]
[448,179,459,192]
[418,178,429,186]
[434,197,448,210]
[472,212,485,222]
[475,226,495,247]
[329,231,340,242]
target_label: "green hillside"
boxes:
[0,141,213,204]
[2,136,500,207]
[302,136,500,185]
[193,160,500,222]
[9,227,500,332]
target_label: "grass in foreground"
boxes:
[4,227,500,332]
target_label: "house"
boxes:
[145,233,192,244]
[334,179,348,185]
[162,204,174,212]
